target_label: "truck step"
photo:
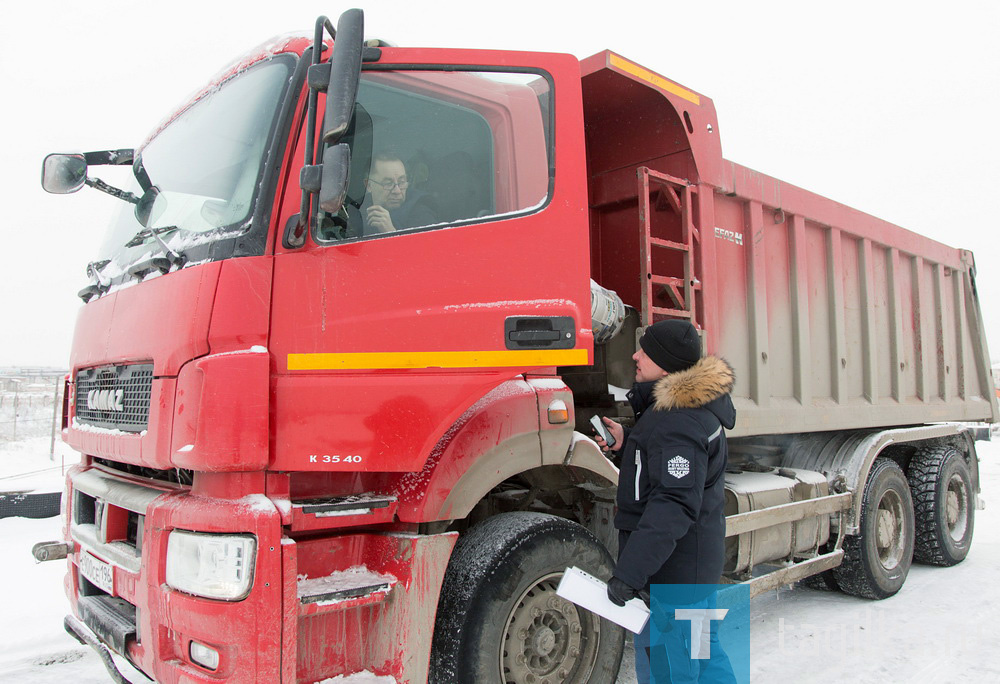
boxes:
[650,306,692,319]
[76,595,137,655]
[648,237,689,252]
[649,275,701,290]
[290,494,398,532]
[295,494,396,515]
[297,567,398,615]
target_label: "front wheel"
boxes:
[429,512,625,684]
[833,458,914,599]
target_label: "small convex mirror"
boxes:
[41,153,88,194]
[319,143,351,214]
[134,186,165,227]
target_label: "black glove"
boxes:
[607,577,641,607]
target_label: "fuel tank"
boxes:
[724,467,831,574]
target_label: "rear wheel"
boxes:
[833,458,914,599]
[429,512,624,684]
[907,445,975,566]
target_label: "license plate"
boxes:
[79,551,114,594]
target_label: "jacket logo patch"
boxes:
[667,456,690,478]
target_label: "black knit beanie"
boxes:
[639,319,701,373]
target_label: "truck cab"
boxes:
[43,14,624,684]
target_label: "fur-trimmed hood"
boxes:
[651,356,736,427]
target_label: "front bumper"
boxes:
[64,464,459,682]
[66,466,284,682]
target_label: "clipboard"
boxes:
[556,566,650,634]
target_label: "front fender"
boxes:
[393,379,540,522]
[392,378,620,523]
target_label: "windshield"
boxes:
[92,55,295,283]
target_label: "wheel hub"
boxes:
[532,626,557,657]
[946,473,969,541]
[501,573,599,684]
[875,489,905,569]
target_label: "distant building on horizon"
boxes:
[0,367,66,393]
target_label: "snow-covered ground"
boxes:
[3,438,998,683]
[0,436,78,494]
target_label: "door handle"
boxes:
[508,329,561,343]
[505,316,575,349]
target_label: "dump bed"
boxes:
[581,52,997,437]
[709,162,996,436]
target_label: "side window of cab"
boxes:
[314,69,552,243]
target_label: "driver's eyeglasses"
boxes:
[370,178,409,191]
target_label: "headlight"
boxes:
[165,530,256,600]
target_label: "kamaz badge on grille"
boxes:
[87,388,125,412]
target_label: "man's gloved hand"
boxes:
[607,577,641,607]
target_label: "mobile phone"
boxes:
[589,415,616,448]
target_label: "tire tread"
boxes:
[430,512,623,684]
[832,458,913,600]
[907,445,973,567]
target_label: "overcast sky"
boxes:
[2,0,998,368]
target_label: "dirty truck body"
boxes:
[39,10,996,683]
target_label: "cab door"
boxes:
[269,49,591,473]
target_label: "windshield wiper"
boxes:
[86,259,111,287]
[124,225,187,269]
[78,259,113,302]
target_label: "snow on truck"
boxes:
[33,8,996,684]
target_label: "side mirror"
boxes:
[41,153,88,194]
[322,9,364,145]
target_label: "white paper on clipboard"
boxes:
[556,566,650,634]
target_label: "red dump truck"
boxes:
[35,9,996,683]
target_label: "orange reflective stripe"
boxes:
[287,349,589,370]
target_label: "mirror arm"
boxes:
[298,18,336,234]
[84,177,139,205]
[297,9,364,236]
[83,149,134,167]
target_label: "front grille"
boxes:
[74,489,145,552]
[75,363,153,432]
[94,458,194,486]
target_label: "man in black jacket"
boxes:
[594,319,736,683]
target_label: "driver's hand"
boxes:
[366,205,396,233]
